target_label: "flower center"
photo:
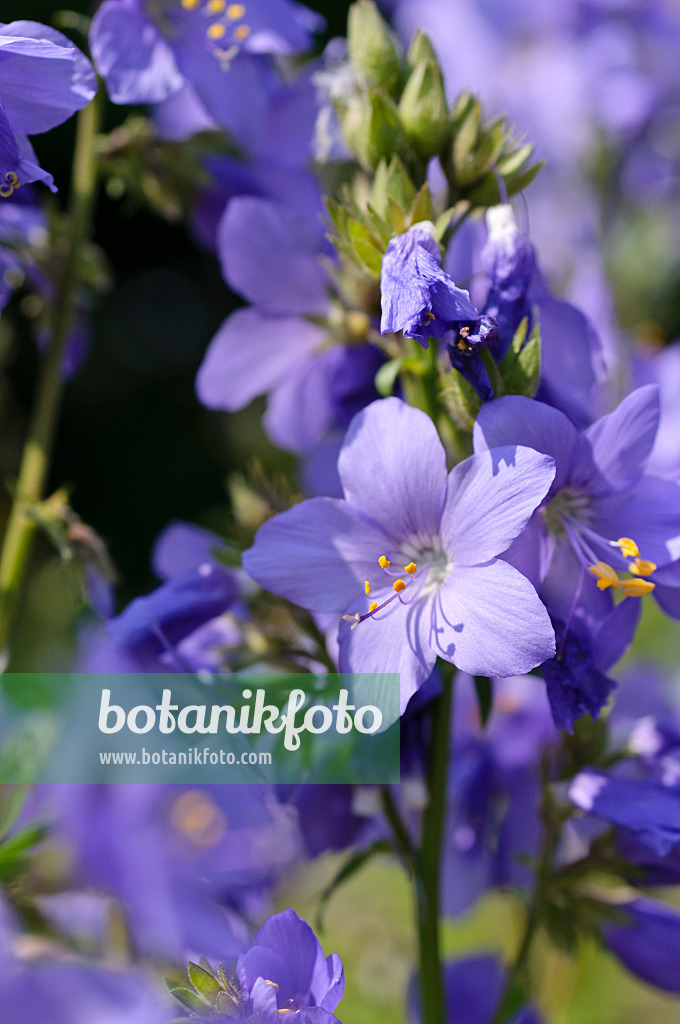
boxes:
[147,0,251,66]
[343,541,451,629]
[542,486,592,537]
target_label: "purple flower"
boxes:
[408,955,543,1024]
[603,898,680,993]
[0,21,96,193]
[43,784,298,962]
[236,909,344,1022]
[444,674,554,914]
[0,964,169,1024]
[570,768,680,858]
[90,0,321,126]
[445,314,500,401]
[473,388,680,632]
[244,398,556,712]
[196,196,384,454]
[539,598,642,731]
[94,521,243,672]
[481,205,535,359]
[380,224,480,346]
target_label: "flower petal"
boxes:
[0,21,96,133]
[242,498,392,613]
[217,196,327,313]
[195,309,324,411]
[435,561,555,676]
[441,446,555,566]
[575,385,660,497]
[473,395,578,493]
[338,591,437,713]
[90,0,183,106]
[337,398,448,542]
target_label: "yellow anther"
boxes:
[457,339,471,351]
[265,981,279,990]
[621,578,656,597]
[181,0,200,7]
[629,558,657,577]
[206,0,226,10]
[424,311,435,322]
[368,601,377,613]
[378,556,391,569]
[404,562,417,575]
[364,580,371,596]
[615,537,639,558]
[234,23,250,39]
[0,172,20,199]
[393,579,406,593]
[588,561,621,591]
[227,2,246,16]
[207,21,227,37]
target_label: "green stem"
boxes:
[416,668,454,1024]
[0,96,101,661]
[490,785,562,1024]
[380,785,416,872]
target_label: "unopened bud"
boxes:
[348,0,402,94]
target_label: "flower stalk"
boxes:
[416,667,454,1024]
[0,94,102,662]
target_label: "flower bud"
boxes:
[347,0,402,94]
[399,60,450,159]
[353,90,409,171]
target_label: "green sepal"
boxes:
[347,218,384,278]
[440,367,481,432]
[371,155,417,220]
[406,29,438,68]
[500,318,541,397]
[167,987,210,1014]
[187,962,222,1003]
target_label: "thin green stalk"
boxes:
[416,668,454,1024]
[490,786,562,1024]
[0,96,101,660]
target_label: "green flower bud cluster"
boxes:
[328,1,543,279]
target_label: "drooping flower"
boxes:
[380,223,480,346]
[444,314,500,401]
[0,21,96,192]
[244,398,556,712]
[236,909,344,1022]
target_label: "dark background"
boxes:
[1,0,352,632]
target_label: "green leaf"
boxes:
[375,357,406,397]
[316,840,394,931]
